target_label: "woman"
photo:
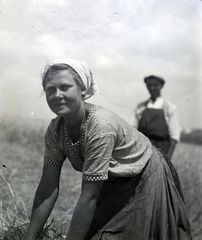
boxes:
[26,59,191,240]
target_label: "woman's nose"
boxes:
[54,88,62,98]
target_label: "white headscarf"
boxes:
[42,59,99,100]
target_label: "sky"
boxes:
[0,0,201,130]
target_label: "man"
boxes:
[136,75,180,160]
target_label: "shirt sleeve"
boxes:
[82,133,115,181]
[165,103,181,142]
[43,126,66,168]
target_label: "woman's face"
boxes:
[146,79,163,100]
[44,69,84,118]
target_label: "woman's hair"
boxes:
[42,64,86,91]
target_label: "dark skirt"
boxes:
[86,147,191,240]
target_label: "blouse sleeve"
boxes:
[83,132,115,181]
[43,126,66,168]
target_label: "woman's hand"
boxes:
[25,164,62,240]
[66,179,104,240]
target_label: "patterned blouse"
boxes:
[44,105,152,181]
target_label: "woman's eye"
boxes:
[45,87,55,94]
[60,85,69,91]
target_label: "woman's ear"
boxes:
[81,91,86,99]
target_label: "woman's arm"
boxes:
[66,179,104,240]
[26,165,62,240]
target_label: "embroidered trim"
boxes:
[83,174,108,181]
[44,159,63,168]
[64,105,99,156]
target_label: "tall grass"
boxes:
[0,173,68,240]
[0,172,29,240]
[172,143,202,239]
[0,117,81,239]
[0,118,202,239]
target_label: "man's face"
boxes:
[146,79,163,100]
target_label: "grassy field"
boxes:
[0,118,202,239]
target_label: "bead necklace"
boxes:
[64,105,99,156]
